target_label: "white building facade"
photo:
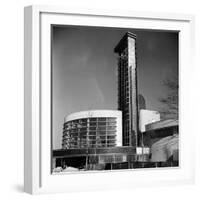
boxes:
[139,109,160,132]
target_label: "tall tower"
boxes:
[114,32,138,147]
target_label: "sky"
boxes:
[52,26,178,149]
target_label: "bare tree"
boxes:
[159,75,178,119]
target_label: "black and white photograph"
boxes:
[51,25,179,173]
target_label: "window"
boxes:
[89,122,97,126]
[107,126,116,131]
[107,135,116,140]
[89,131,96,136]
[107,118,116,122]
[107,131,116,135]
[99,136,106,140]
[98,118,107,122]
[98,122,106,126]
[79,131,87,136]
[97,131,106,136]
[89,118,97,122]
[88,135,96,139]
[107,122,116,126]
[89,127,96,131]
[97,126,106,131]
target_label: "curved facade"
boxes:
[62,110,122,149]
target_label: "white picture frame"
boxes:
[24,5,195,194]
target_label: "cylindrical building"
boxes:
[62,110,122,149]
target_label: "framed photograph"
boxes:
[24,5,195,194]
